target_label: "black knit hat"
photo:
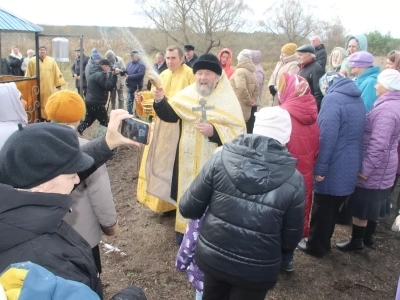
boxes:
[0,123,94,189]
[192,54,222,76]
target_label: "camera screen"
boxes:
[121,118,150,144]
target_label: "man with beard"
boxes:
[136,54,246,244]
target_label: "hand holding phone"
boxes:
[120,118,151,145]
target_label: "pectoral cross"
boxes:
[192,98,215,123]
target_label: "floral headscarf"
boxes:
[319,71,345,96]
[278,72,310,104]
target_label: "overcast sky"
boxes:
[1,0,399,38]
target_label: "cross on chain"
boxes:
[192,98,215,123]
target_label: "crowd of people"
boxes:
[1,35,400,300]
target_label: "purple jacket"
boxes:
[175,213,205,293]
[358,90,400,189]
[125,59,146,89]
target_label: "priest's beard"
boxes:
[197,81,218,97]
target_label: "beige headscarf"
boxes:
[329,47,345,70]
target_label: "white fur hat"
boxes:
[378,69,400,91]
[253,107,292,145]
[237,49,253,62]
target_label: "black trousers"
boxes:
[246,106,258,134]
[203,273,268,300]
[77,103,109,134]
[92,244,102,274]
[77,86,87,99]
[307,193,347,256]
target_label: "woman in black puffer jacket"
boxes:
[180,107,306,300]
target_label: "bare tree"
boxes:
[137,0,251,53]
[261,0,315,45]
[316,17,347,53]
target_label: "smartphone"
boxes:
[121,118,151,145]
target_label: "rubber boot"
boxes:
[335,224,365,251]
[363,221,377,246]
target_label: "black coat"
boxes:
[315,44,327,70]
[298,60,325,111]
[0,185,103,298]
[86,65,118,105]
[71,54,90,88]
[179,135,305,290]
[185,53,199,68]
[0,58,10,75]
[8,55,24,76]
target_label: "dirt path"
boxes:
[99,144,400,300]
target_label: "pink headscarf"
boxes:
[278,73,311,104]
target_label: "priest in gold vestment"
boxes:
[25,45,65,120]
[137,53,246,244]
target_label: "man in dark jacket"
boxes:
[77,59,119,135]
[71,47,90,98]
[0,58,10,75]
[179,106,305,300]
[146,52,167,90]
[297,44,326,111]
[184,44,199,68]
[310,36,327,69]
[125,50,146,115]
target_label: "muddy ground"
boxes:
[90,133,400,300]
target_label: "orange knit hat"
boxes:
[45,90,86,123]
[281,43,298,56]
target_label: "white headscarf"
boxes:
[0,82,28,150]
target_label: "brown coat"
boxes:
[268,54,300,106]
[230,60,260,121]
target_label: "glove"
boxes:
[269,85,277,96]
[101,221,119,236]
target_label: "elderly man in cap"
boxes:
[77,59,120,135]
[25,45,65,120]
[184,44,199,68]
[125,50,146,115]
[137,53,246,244]
[71,47,90,98]
[296,44,325,111]
[348,51,380,112]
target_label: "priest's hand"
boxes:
[196,123,214,137]
[153,87,165,102]
[134,93,143,104]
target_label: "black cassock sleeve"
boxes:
[153,97,180,123]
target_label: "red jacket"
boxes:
[280,94,319,237]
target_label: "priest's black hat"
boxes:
[192,54,222,76]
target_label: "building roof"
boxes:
[0,7,43,32]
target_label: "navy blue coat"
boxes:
[125,59,146,90]
[314,78,366,196]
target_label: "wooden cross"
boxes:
[192,98,215,123]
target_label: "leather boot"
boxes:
[335,224,365,251]
[363,221,377,246]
